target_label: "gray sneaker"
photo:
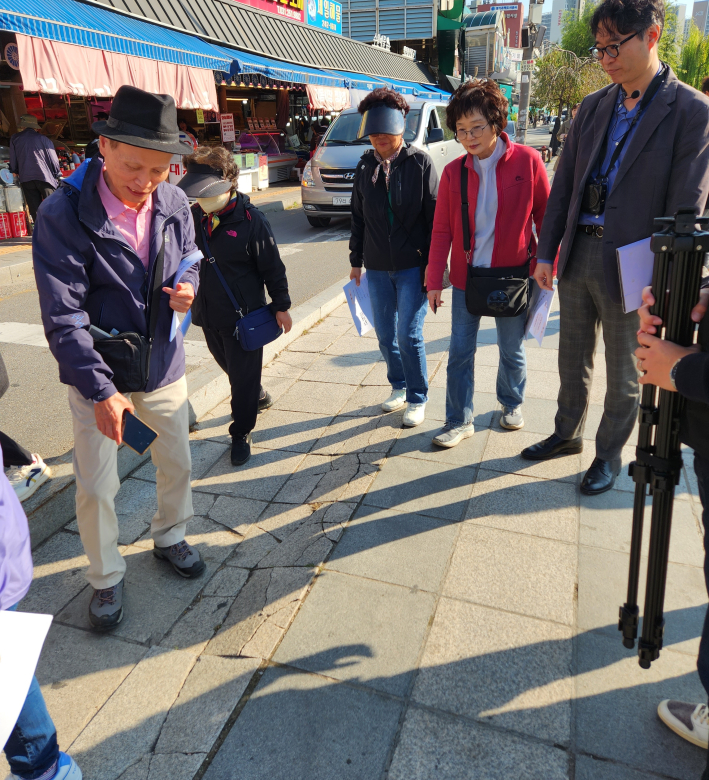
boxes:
[500,407,524,430]
[432,423,475,448]
[154,539,206,579]
[89,579,124,631]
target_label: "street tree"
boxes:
[677,23,709,89]
[532,47,609,118]
[560,2,597,58]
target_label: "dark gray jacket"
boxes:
[537,68,709,303]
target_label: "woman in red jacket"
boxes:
[427,80,550,448]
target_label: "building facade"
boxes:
[692,0,709,36]
[476,2,522,48]
[340,0,438,43]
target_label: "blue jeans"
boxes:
[446,286,527,426]
[366,267,428,405]
[3,605,59,780]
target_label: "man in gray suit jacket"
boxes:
[521,0,709,494]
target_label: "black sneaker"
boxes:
[258,388,274,412]
[231,433,252,466]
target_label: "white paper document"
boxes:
[169,250,204,342]
[525,284,556,347]
[343,272,374,336]
[0,610,53,751]
[617,237,654,314]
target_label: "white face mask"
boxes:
[197,190,232,214]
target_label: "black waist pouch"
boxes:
[465,263,531,318]
[93,332,151,393]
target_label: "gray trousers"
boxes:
[554,231,640,462]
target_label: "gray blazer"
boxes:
[537,68,709,303]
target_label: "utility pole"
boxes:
[517,0,545,145]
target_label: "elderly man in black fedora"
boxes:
[33,85,206,631]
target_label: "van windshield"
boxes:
[323,109,421,146]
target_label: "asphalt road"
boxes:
[0,206,353,462]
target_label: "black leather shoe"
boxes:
[580,457,621,495]
[231,433,252,467]
[520,433,583,461]
[258,388,274,412]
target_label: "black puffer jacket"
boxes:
[191,193,290,335]
[349,144,438,276]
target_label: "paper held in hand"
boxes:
[344,271,374,336]
[525,284,556,346]
[0,610,53,751]
[617,237,653,314]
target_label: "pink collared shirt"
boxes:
[96,169,153,268]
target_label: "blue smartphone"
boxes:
[122,412,158,455]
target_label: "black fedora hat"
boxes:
[177,162,233,198]
[93,85,193,156]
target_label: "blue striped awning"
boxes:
[0,0,233,70]
[212,45,344,88]
[322,69,388,92]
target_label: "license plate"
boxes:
[333,195,351,206]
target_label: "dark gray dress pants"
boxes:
[554,231,640,462]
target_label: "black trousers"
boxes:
[692,453,709,780]
[20,180,55,222]
[0,429,32,467]
[203,327,263,439]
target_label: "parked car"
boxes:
[301,100,460,228]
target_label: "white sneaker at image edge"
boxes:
[381,389,406,413]
[403,402,426,428]
[657,700,709,748]
[6,454,51,502]
[432,424,475,448]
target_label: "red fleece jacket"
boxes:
[427,135,552,292]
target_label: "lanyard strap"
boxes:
[147,236,165,339]
[598,66,667,181]
[461,157,472,261]
[200,220,245,319]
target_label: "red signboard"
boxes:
[476,3,523,49]
[228,0,304,23]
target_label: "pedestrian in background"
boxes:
[427,79,550,448]
[550,115,561,156]
[33,86,206,632]
[523,0,709,495]
[178,146,292,467]
[349,87,438,428]
[9,114,61,222]
[702,76,709,97]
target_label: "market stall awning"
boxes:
[322,70,388,92]
[0,0,232,70]
[212,45,343,88]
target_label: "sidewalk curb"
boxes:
[25,275,349,549]
[0,258,34,286]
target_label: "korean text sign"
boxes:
[306,0,342,34]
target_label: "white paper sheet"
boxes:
[0,610,53,751]
[525,284,556,347]
[343,272,374,336]
[169,250,204,342]
[617,237,653,314]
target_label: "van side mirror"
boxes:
[427,127,444,144]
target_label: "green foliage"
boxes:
[658,2,680,72]
[532,47,610,116]
[560,1,598,58]
[677,23,709,89]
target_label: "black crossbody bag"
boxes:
[461,158,531,318]
[91,238,165,393]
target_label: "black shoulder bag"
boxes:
[200,219,282,352]
[462,158,531,318]
[91,238,165,393]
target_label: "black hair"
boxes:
[590,0,665,39]
[358,87,410,116]
[702,76,709,94]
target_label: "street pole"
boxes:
[518,69,531,145]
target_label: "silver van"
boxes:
[301,100,460,228]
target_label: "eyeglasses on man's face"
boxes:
[456,123,489,140]
[589,32,637,61]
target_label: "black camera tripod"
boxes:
[619,208,709,669]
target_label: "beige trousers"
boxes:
[69,376,193,589]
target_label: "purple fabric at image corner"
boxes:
[9,128,61,187]
[0,446,33,611]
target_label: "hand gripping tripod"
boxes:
[619,208,709,669]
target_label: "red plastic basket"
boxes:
[9,211,27,238]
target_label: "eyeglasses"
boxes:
[589,32,637,61]
[456,123,489,139]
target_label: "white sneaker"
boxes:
[432,423,475,448]
[381,389,406,413]
[11,751,82,780]
[658,700,709,748]
[6,454,50,502]
[403,402,426,428]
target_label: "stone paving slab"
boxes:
[9,287,708,780]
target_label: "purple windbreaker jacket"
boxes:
[32,156,200,402]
